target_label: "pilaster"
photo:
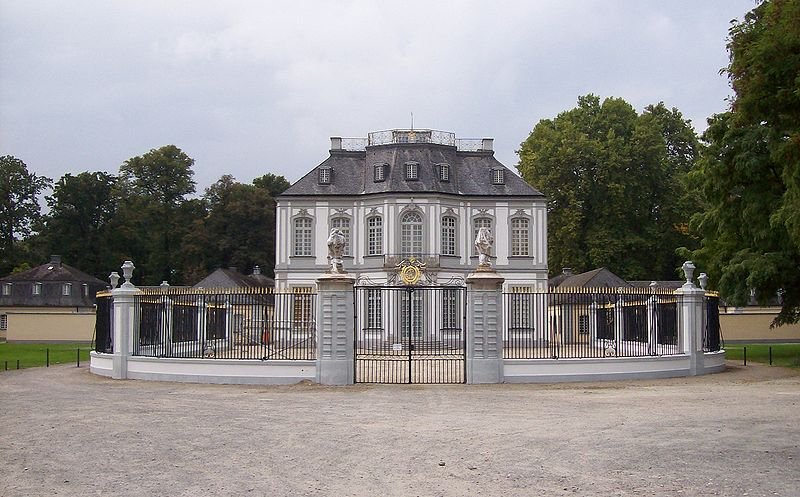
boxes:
[465,270,505,384]
[315,274,356,385]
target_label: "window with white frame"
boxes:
[292,287,314,332]
[492,168,505,185]
[472,217,493,255]
[0,314,7,331]
[401,291,423,339]
[318,167,332,184]
[330,217,351,256]
[405,162,418,180]
[442,289,460,330]
[293,217,313,256]
[579,315,590,335]
[441,216,457,256]
[367,216,383,256]
[82,284,89,297]
[62,283,72,296]
[366,288,382,330]
[511,217,530,256]
[400,211,423,256]
[33,282,42,295]
[439,164,450,182]
[374,163,386,182]
[2,283,11,296]
[509,287,534,333]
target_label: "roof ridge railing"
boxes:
[333,129,491,152]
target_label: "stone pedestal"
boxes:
[465,270,505,384]
[316,273,356,385]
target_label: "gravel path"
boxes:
[1,363,798,496]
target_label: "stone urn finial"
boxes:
[121,261,135,288]
[109,272,120,289]
[698,272,708,291]
[682,261,696,286]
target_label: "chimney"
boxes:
[481,138,494,151]
[562,267,573,276]
[228,266,238,273]
[330,137,342,150]
[50,255,62,267]
[252,265,261,276]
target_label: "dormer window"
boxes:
[374,163,386,182]
[33,282,42,295]
[62,283,72,296]
[82,283,89,297]
[492,168,505,185]
[438,164,450,182]
[2,283,10,296]
[405,162,419,180]
[318,167,332,184]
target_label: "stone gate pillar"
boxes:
[675,261,705,376]
[465,271,505,384]
[111,261,138,380]
[315,273,356,385]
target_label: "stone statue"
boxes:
[475,227,494,268]
[326,228,346,273]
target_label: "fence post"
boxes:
[614,291,625,345]
[674,261,705,376]
[112,261,139,380]
[588,300,598,344]
[465,271,505,384]
[316,273,356,385]
[647,294,658,355]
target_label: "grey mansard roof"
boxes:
[280,137,543,198]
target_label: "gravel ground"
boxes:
[1,363,799,497]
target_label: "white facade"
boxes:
[275,194,548,290]
[274,129,548,291]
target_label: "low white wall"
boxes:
[504,352,726,383]
[92,352,725,385]
[90,353,315,385]
[703,350,726,374]
[90,352,113,377]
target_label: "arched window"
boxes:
[510,217,530,256]
[330,217,351,256]
[400,211,423,256]
[366,216,383,256]
[441,216,457,256]
[293,217,313,256]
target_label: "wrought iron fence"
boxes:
[131,287,316,360]
[94,292,113,353]
[503,287,683,359]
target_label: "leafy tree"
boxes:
[118,145,197,284]
[183,175,279,281]
[40,172,118,279]
[687,0,800,325]
[0,155,51,275]
[252,173,291,198]
[517,95,699,280]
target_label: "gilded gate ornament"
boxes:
[397,256,425,285]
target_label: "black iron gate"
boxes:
[354,285,466,384]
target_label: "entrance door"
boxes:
[354,285,466,384]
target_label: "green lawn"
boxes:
[0,343,92,370]
[724,343,800,368]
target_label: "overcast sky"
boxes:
[0,0,756,194]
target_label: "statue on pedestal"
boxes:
[326,228,346,274]
[475,227,494,269]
